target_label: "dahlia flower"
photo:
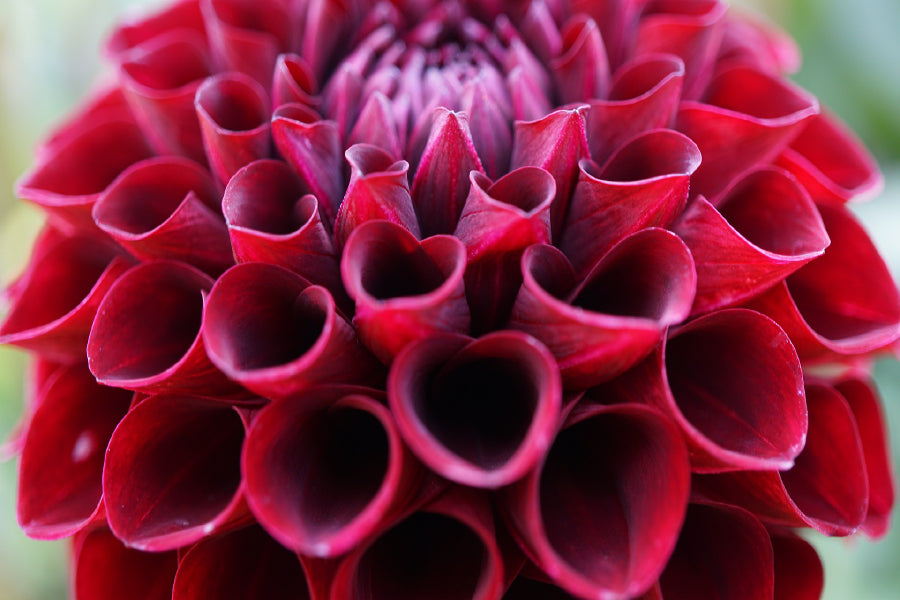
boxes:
[2,0,896,598]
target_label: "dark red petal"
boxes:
[105,0,207,57]
[73,528,177,600]
[566,0,648,69]
[335,144,420,247]
[244,387,420,557]
[696,382,869,536]
[560,128,699,274]
[717,12,801,74]
[771,530,823,600]
[677,65,818,200]
[461,74,512,179]
[222,159,345,300]
[203,262,383,400]
[0,233,129,363]
[389,331,561,488]
[118,32,212,162]
[341,220,469,363]
[301,0,360,81]
[195,71,271,184]
[513,0,562,62]
[512,229,695,389]
[35,85,135,159]
[87,260,238,396]
[271,103,345,221]
[777,111,883,204]
[17,365,131,539]
[675,168,829,315]
[348,91,404,160]
[551,16,610,104]
[330,488,505,600]
[103,393,249,551]
[502,402,690,599]
[748,203,900,359]
[835,376,895,537]
[173,524,312,599]
[272,53,319,110]
[659,502,774,600]
[585,53,685,162]
[92,157,234,276]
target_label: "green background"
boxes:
[1,0,898,598]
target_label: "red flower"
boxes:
[2,0,896,598]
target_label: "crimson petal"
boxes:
[389,331,560,488]
[348,91,404,160]
[17,364,131,539]
[342,220,469,363]
[105,0,207,58]
[203,262,383,400]
[674,167,829,315]
[272,53,319,110]
[103,393,249,551]
[552,16,610,104]
[771,530,823,600]
[511,229,695,389]
[717,12,801,74]
[173,524,313,599]
[92,156,233,276]
[501,402,690,599]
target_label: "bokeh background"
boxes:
[1,0,898,598]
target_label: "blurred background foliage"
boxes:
[1,0,898,598]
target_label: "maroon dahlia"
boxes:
[2,0,897,598]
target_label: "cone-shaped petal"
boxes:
[93,156,233,276]
[771,530,823,600]
[203,263,383,400]
[566,0,649,69]
[585,53,685,162]
[748,203,900,359]
[195,71,271,183]
[348,91,403,160]
[511,229,695,389]
[502,402,690,599]
[103,393,249,551]
[223,159,344,298]
[73,528,177,600]
[17,364,131,539]
[272,103,344,221]
[0,233,130,363]
[695,382,869,536]
[411,108,485,236]
[777,111,883,204]
[272,53,319,110]
[552,16,610,104]
[674,168,829,314]
[244,387,421,557]
[658,503,774,600]
[301,0,359,81]
[87,260,238,396]
[560,128,700,274]
[342,220,469,363]
[461,74,512,179]
[173,524,313,599]
[15,115,153,233]
[118,32,212,162]
[330,488,505,600]
[389,331,561,488]
[334,144,420,247]
[678,65,819,200]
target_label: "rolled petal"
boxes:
[511,229,695,389]
[105,0,207,58]
[717,12,801,74]
[695,382,869,536]
[560,128,700,274]
[301,0,360,81]
[748,203,900,359]
[173,524,313,599]
[677,65,819,200]
[103,393,249,551]
[118,32,212,162]
[552,16,610,104]
[272,52,319,110]
[244,387,421,557]
[195,71,272,183]
[776,111,883,204]
[92,157,234,275]
[330,488,505,600]
[0,233,130,362]
[674,167,829,315]
[771,530,824,600]
[73,528,177,600]
[335,144,420,247]
[389,331,561,488]
[658,502,774,600]
[347,91,403,160]
[202,262,383,400]
[222,159,344,298]
[87,260,238,396]
[501,402,690,599]
[461,74,513,179]
[585,53,685,162]
[341,220,469,363]
[272,103,344,221]
[17,364,131,539]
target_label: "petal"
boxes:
[272,52,319,110]
[348,91,404,159]
[717,12,801,74]
[551,16,610,104]
[771,530,824,600]
[461,73,513,179]
[105,0,207,58]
